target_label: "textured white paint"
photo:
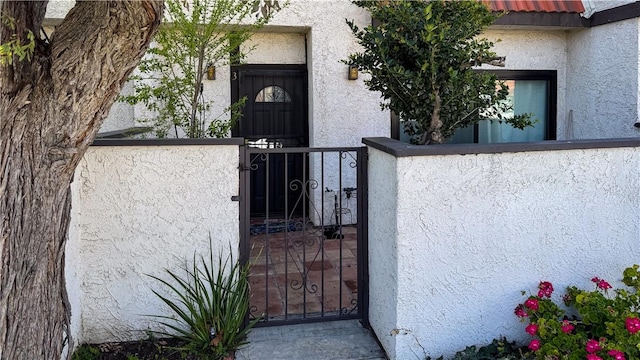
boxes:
[482,29,568,139]
[367,148,399,360]
[243,32,307,64]
[67,145,240,343]
[43,0,74,23]
[566,19,640,140]
[66,177,84,348]
[368,144,640,359]
[99,82,136,134]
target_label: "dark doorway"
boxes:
[232,65,308,216]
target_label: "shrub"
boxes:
[148,242,260,359]
[515,265,640,360]
[427,338,534,359]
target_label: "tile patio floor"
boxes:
[248,221,359,322]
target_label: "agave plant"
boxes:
[148,242,260,359]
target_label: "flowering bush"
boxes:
[514,265,640,360]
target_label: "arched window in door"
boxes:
[255,85,292,103]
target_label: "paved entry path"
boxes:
[236,320,387,360]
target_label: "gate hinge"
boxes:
[231,195,241,202]
[238,163,250,171]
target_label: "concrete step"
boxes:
[236,319,387,360]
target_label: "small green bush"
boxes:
[71,344,100,360]
[427,338,533,360]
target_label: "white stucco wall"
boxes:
[67,144,240,343]
[367,148,399,360]
[65,177,84,349]
[368,143,640,359]
[566,18,640,140]
[242,32,307,65]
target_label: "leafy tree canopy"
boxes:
[347,0,533,145]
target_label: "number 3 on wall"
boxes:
[232,71,238,81]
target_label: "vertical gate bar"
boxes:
[284,151,289,322]
[338,151,344,314]
[264,152,271,321]
[301,150,307,318]
[320,151,325,317]
[357,147,370,327]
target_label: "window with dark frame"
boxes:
[391,70,557,144]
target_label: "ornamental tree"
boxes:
[346,0,533,145]
[120,0,280,138]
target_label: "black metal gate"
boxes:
[239,146,368,327]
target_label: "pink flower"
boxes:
[524,298,539,311]
[608,350,626,360]
[537,281,554,298]
[514,304,528,318]
[592,277,612,290]
[587,355,603,360]
[528,339,541,351]
[586,339,602,353]
[598,280,612,290]
[525,323,538,335]
[625,317,640,334]
[561,320,575,333]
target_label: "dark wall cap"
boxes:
[362,137,640,158]
[91,138,245,147]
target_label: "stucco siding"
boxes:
[367,148,399,360]
[368,144,640,359]
[242,32,307,65]
[68,145,240,343]
[566,19,640,140]
[567,19,640,139]
[66,178,84,349]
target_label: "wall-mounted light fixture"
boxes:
[206,63,216,80]
[348,65,358,80]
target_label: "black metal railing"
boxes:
[239,146,368,327]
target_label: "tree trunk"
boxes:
[0,2,162,359]
[420,90,444,145]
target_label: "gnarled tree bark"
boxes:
[0,1,162,359]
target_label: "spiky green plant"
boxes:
[148,242,260,360]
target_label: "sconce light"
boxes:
[348,65,358,80]
[206,63,216,80]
